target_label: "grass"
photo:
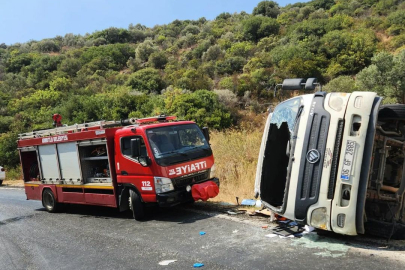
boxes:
[210,114,266,203]
[5,166,22,180]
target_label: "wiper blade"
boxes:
[292,105,304,136]
[184,146,210,152]
[158,151,188,157]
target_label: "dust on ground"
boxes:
[1,179,24,187]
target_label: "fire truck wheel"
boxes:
[129,189,145,221]
[42,189,59,213]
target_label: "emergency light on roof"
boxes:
[135,115,177,124]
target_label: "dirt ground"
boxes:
[1,179,24,187]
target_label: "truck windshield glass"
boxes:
[146,124,212,166]
[270,97,302,133]
[260,97,302,208]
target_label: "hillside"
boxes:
[1,0,405,168]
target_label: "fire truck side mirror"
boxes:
[202,127,210,142]
[131,138,141,157]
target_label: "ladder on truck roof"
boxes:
[18,115,178,140]
[18,119,132,140]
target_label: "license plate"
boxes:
[340,140,356,180]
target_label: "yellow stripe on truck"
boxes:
[24,184,40,187]
[56,184,114,190]
[24,183,114,190]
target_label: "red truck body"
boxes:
[18,116,219,219]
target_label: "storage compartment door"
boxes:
[38,144,60,180]
[57,142,81,181]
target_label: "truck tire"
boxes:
[378,104,405,120]
[42,189,59,213]
[129,189,145,221]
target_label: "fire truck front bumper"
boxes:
[157,178,220,207]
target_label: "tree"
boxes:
[242,16,280,42]
[216,57,247,75]
[202,45,225,61]
[176,69,212,91]
[323,76,358,92]
[49,77,72,92]
[164,89,232,129]
[59,58,81,77]
[226,42,255,58]
[148,51,168,69]
[91,27,130,44]
[135,40,158,62]
[126,68,165,93]
[0,132,19,168]
[252,1,280,18]
[181,25,200,35]
[35,40,60,52]
[356,50,405,103]
[309,0,335,10]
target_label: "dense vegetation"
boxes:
[1,0,405,168]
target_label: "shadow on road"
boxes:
[312,229,405,251]
[33,201,405,252]
[34,202,214,224]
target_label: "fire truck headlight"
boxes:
[209,164,216,179]
[154,177,174,194]
[310,207,328,230]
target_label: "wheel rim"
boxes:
[44,192,54,210]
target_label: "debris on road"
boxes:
[255,209,273,217]
[193,263,204,268]
[272,224,304,237]
[232,230,238,233]
[159,260,177,266]
[305,225,315,232]
[240,199,256,206]
[261,225,269,229]
[199,231,206,235]
[226,210,245,215]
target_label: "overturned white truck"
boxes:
[255,78,405,239]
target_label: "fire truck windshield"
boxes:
[146,124,212,166]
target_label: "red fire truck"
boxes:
[18,115,219,220]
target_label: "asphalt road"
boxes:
[1,187,405,270]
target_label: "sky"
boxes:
[0,0,308,45]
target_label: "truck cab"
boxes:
[255,78,405,238]
[114,119,218,214]
[18,115,219,220]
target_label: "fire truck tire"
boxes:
[42,189,59,213]
[129,189,145,221]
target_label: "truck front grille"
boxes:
[301,115,328,199]
[171,170,210,188]
[295,93,331,221]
